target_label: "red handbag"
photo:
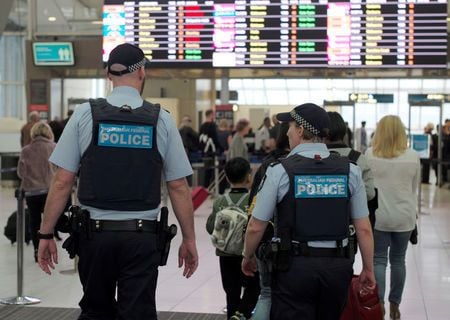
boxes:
[340,276,383,320]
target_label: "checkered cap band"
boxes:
[127,58,146,73]
[290,110,320,135]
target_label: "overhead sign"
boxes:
[32,42,75,66]
[411,134,430,159]
[408,94,450,104]
[103,0,447,68]
[349,93,394,104]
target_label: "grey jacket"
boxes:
[228,134,249,161]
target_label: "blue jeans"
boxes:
[374,230,412,305]
[251,258,271,320]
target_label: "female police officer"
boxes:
[37,43,198,320]
[242,103,375,320]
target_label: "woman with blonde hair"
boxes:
[17,122,56,262]
[365,115,420,319]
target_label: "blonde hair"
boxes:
[372,115,407,158]
[218,118,229,130]
[30,122,54,141]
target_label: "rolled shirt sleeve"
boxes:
[348,163,369,220]
[158,110,193,181]
[49,104,86,173]
[251,164,287,222]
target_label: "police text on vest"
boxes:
[294,175,348,198]
[98,123,153,149]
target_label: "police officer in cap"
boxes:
[37,43,199,320]
[242,103,375,319]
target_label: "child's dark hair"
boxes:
[225,157,251,184]
[327,111,347,142]
[276,122,290,150]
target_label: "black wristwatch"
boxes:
[37,231,54,240]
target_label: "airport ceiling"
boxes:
[6,0,102,35]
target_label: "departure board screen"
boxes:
[102,0,448,68]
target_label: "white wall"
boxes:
[0,117,24,153]
[63,79,107,114]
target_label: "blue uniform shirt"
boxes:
[50,86,193,220]
[252,143,369,248]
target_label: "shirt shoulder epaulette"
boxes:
[269,159,282,167]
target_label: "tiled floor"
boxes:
[0,182,450,319]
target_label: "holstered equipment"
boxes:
[157,207,177,266]
[62,206,91,259]
[63,206,178,266]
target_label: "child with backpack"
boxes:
[206,157,260,320]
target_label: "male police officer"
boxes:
[242,103,375,319]
[37,43,198,320]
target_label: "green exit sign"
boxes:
[32,42,75,66]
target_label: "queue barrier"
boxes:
[0,188,42,305]
[189,155,264,196]
[0,153,20,188]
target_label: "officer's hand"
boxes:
[178,239,198,278]
[241,255,257,277]
[359,269,376,293]
[38,239,58,275]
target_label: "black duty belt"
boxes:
[90,219,158,233]
[292,243,347,258]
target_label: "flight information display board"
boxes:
[103,0,448,68]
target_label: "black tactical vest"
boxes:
[277,153,350,242]
[77,98,163,211]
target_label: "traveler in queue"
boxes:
[17,122,56,262]
[241,103,376,319]
[37,43,198,320]
[365,115,420,319]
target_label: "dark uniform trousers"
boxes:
[77,231,160,320]
[219,256,260,319]
[271,256,353,320]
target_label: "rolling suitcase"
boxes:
[340,276,383,320]
[191,186,208,211]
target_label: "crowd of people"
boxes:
[196,107,450,319]
[14,105,450,320]
[420,119,450,185]
[17,110,73,261]
[190,104,429,320]
[12,43,450,320]
[16,100,449,320]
